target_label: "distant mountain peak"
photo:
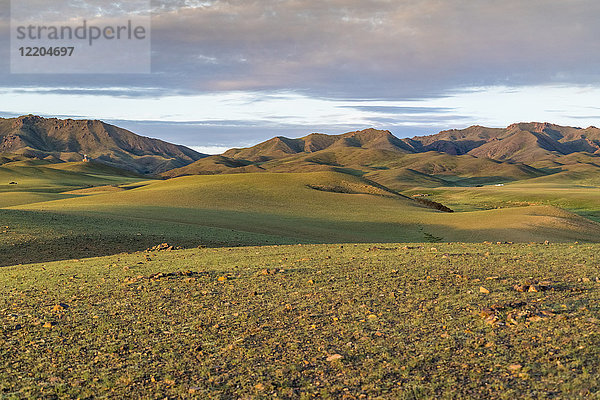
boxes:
[507,122,570,133]
[0,115,206,174]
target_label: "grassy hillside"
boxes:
[7,172,439,248]
[0,160,145,196]
[1,243,599,398]
[165,147,550,190]
[164,124,600,187]
[10,172,600,250]
[1,162,600,267]
[405,176,600,222]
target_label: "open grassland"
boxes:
[408,182,600,224]
[0,209,298,267]
[1,243,600,398]
[12,171,600,246]
[3,171,600,267]
[0,160,144,195]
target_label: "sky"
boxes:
[2,0,600,153]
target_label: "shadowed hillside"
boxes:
[0,115,206,174]
[11,172,600,249]
[413,122,600,162]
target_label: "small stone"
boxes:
[52,303,68,312]
[217,276,227,282]
[326,354,343,362]
[255,383,265,391]
[508,364,522,371]
[43,322,53,328]
[528,285,539,292]
[582,277,591,283]
[479,286,490,294]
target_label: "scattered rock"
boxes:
[481,312,499,325]
[514,280,552,292]
[145,243,181,252]
[123,277,139,285]
[508,364,522,372]
[479,308,496,319]
[257,268,284,276]
[326,354,343,362]
[43,322,54,328]
[479,286,490,294]
[478,302,534,326]
[52,303,68,312]
[124,271,206,284]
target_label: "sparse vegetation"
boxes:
[1,243,600,398]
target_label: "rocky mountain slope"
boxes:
[0,115,206,174]
[163,123,600,189]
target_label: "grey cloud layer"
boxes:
[2,0,600,98]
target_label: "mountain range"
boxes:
[0,115,206,174]
[163,122,600,189]
[3,115,600,188]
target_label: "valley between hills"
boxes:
[1,115,600,398]
[1,116,600,266]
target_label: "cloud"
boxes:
[342,106,455,114]
[1,0,600,99]
[190,145,233,154]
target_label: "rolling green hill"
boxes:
[164,143,549,189]
[2,171,597,269]
[0,160,146,197]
